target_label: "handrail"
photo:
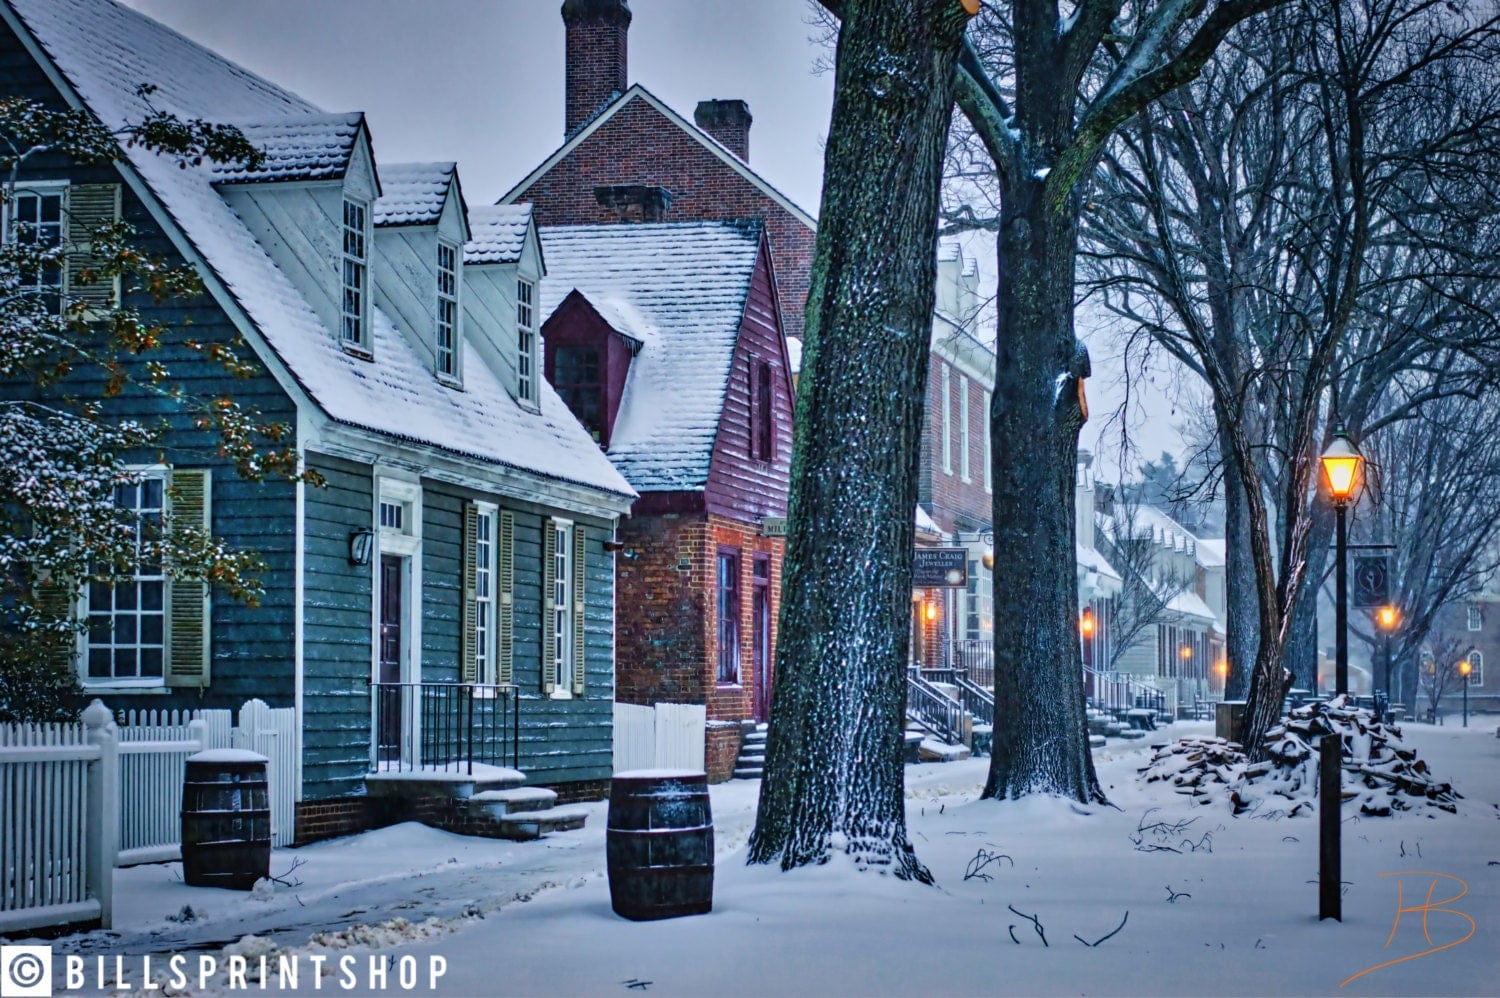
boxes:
[906,671,965,746]
[952,672,994,723]
[371,681,519,774]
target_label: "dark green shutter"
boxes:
[460,502,479,683]
[498,511,514,686]
[35,576,77,674]
[541,519,557,694]
[571,526,586,695]
[65,183,121,312]
[165,468,211,688]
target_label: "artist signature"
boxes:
[1340,872,1477,988]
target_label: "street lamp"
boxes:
[1080,606,1095,670]
[1320,427,1365,696]
[1376,604,1399,717]
[1459,659,1471,728]
[1217,659,1229,691]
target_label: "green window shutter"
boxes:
[34,576,78,673]
[571,525,586,695]
[541,519,557,694]
[165,468,211,688]
[65,183,121,312]
[460,502,479,683]
[498,511,514,686]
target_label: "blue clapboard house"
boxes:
[1,0,637,841]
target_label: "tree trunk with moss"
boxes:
[747,0,970,879]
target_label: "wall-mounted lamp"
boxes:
[603,539,626,553]
[348,527,375,567]
[923,599,939,623]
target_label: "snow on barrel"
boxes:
[180,748,271,890]
[607,770,713,920]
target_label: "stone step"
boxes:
[732,766,764,779]
[467,786,558,819]
[497,807,590,841]
[737,753,766,765]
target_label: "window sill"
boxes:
[548,689,574,701]
[342,343,374,361]
[716,682,744,691]
[437,374,464,391]
[81,683,169,695]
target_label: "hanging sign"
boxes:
[1352,555,1390,608]
[913,548,968,588]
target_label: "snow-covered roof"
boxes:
[5,0,632,502]
[1167,589,1218,623]
[539,221,763,492]
[1196,538,1226,569]
[915,505,941,536]
[211,112,364,184]
[1107,504,1198,555]
[374,162,456,227]
[1076,543,1122,582]
[465,204,533,265]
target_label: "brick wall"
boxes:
[512,98,817,341]
[705,723,742,783]
[920,353,992,535]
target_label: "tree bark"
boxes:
[748,0,970,878]
[984,179,1103,802]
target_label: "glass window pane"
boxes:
[140,614,163,645]
[88,649,112,678]
[140,648,163,678]
[140,581,163,611]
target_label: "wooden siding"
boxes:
[704,243,792,523]
[219,184,346,341]
[541,291,634,448]
[299,456,374,800]
[0,19,299,716]
[373,225,441,374]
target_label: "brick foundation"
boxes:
[705,724,742,783]
[293,780,607,844]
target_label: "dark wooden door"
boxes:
[752,555,772,723]
[377,555,403,761]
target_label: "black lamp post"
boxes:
[1377,605,1399,719]
[1320,428,1364,696]
[1459,659,1471,727]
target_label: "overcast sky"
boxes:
[116,0,1187,473]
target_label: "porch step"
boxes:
[467,786,558,819]
[732,723,769,779]
[497,807,590,841]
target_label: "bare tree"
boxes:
[1097,496,1193,670]
[1078,0,1500,756]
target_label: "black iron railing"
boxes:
[951,671,994,722]
[948,639,994,689]
[906,669,965,746]
[371,682,519,775]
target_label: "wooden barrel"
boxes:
[181,749,271,890]
[607,770,713,920]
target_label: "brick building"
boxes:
[1422,593,1499,718]
[538,219,794,781]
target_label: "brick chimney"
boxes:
[694,99,753,162]
[562,0,632,138]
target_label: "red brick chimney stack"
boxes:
[562,0,632,138]
[694,99,753,162]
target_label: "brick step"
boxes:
[467,786,558,819]
[497,807,589,841]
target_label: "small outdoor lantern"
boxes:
[1319,428,1364,506]
[1180,644,1193,661]
[923,598,939,623]
[1080,606,1095,638]
[1217,660,1229,686]
[1377,605,1399,630]
[1459,659,1472,727]
[348,527,375,567]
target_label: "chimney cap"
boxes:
[562,0,632,26]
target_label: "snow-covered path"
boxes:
[51,720,1500,996]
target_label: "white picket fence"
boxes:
[0,702,116,934]
[613,702,706,773]
[0,697,299,933]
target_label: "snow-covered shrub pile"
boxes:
[1139,696,1462,817]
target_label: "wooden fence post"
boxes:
[82,700,118,929]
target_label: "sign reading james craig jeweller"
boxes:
[913,548,968,588]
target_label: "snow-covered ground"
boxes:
[48,720,1499,996]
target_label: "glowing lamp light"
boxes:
[1217,660,1229,677]
[1377,605,1399,631]
[1080,606,1095,638]
[1180,645,1193,660]
[923,600,938,623]
[1460,660,1472,677]
[1319,429,1364,505]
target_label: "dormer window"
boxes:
[341,198,368,351]
[555,345,603,440]
[437,240,459,381]
[517,277,537,404]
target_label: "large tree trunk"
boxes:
[748,0,969,878]
[984,177,1103,803]
[1221,441,1261,700]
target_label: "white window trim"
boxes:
[341,197,370,355]
[81,464,169,691]
[1468,650,1483,687]
[372,477,422,689]
[958,374,971,482]
[1467,606,1482,631]
[472,501,498,687]
[941,363,953,475]
[436,239,461,385]
[4,180,68,311]
[517,276,539,409]
[549,515,574,699]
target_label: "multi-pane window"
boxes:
[958,375,971,482]
[1468,651,1484,686]
[436,241,458,379]
[87,474,166,683]
[552,520,573,690]
[517,278,536,403]
[717,550,741,684]
[964,554,993,641]
[473,508,494,682]
[7,188,65,312]
[555,345,603,439]
[341,199,367,349]
[379,500,404,531]
[941,363,953,474]
[1467,606,1482,631]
